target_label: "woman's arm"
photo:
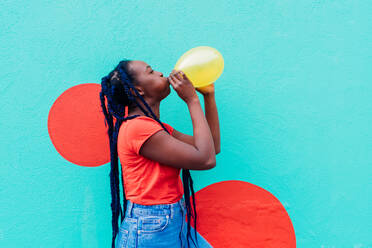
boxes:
[197,84,221,154]
[172,84,221,154]
[172,129,194,146]
[139,71,216,170]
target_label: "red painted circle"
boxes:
[48,83,113,167]
[187,180,296,248]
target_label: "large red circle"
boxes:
[48,83,112,167]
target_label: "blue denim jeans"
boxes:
[115,197,213,248]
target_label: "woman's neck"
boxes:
[128,102,160,119]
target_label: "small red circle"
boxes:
[48,83,112,167]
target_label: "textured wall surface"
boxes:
[1,0,371,247]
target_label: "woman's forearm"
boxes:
[203,92,221,154]
[186,97,216,167]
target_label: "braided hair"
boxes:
[99,60,199,248]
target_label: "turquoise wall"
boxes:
[1,0,371,247]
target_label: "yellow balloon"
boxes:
[174,46,224,88]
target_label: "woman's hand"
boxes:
[168,70,198,104]
[196,83,215,95]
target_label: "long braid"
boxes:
[100,65,136,248]
[182,170,199,247]
[100,59,199,248]
[100,75,126,248]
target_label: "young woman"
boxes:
[99,59,220,248]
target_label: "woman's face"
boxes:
[128,60,171,101]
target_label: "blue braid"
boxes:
[100,74,140,248]
[99,76,121,248]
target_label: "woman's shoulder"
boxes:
[126,115,162,126]
[123,115,173,133]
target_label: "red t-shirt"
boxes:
[117,116,184,205]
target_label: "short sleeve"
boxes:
[126,117,174,155]
[163,123,174,135]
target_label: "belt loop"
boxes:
[180,197,185,211]
[127,200,134,218]
[170,203,173,219]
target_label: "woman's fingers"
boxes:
[174,71,184,81]
[168,75,179,88]
[168,75,175,86]
[181,71,190,81]
[169,74,177,82]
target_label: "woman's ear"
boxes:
[130,87,144,97]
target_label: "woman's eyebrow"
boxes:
[145,65,151,72]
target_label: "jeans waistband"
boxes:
[125,197,186,218]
